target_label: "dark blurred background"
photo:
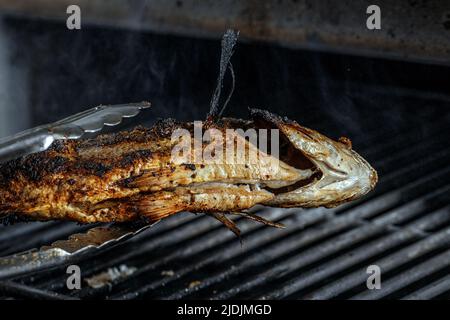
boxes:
[0,0,449,143]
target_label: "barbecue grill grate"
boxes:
[0,89,449,300]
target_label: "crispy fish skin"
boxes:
[0,110,377,226]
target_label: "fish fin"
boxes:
[207,212,241,241]
[123,166,175,189]
[231,211,285,229]
[136,194,183,222]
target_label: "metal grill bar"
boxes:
[118,209,333,299]
[215,205,449,299]
[164,182,450,297]
[352,250,450,299]
[402,274,450,300]
[52,208,302,298]
[298,227,450,300]
[0,223,92,257]
[0,281,78,300]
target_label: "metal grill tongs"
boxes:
[0,102,159,281]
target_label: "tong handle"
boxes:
[0,127,54,163]
[0,102,150,163]
[0,221,159,281]
[0,248,71,281]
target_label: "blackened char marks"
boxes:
[0,160,18,186]
[0,141,154,185]
[150,118,186,139]
[74,160,111,177]
[59,149,151,177]
[76,120,186,151]
[0,152,69,184]
[48,139,76,154]
[183,163,196,171]
[249,108,297,127]
[119,149,153,167]
[77,126,154,149]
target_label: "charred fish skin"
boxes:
[0,117,300,223]
[0,110,377,227]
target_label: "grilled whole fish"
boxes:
[0,109,377,232]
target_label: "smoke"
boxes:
[0,18,30,138]
[0,15,447,147]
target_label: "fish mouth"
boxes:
[248,108,378,208]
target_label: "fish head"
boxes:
[250,109,378,208]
